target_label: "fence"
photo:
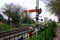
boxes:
[0,21,56,40]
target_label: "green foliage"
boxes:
[18,24,36,28]
[48,0,60,14]
[32,22,55,40]
[0,24,16,32]
[48,0,60,21]
[2,3,21,26]
[2,3,35,26]
[22,14,35,24]
[0,14,7,23]
[0,14,3,22]
[12,15,20,26]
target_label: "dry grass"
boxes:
[56,22,60,27]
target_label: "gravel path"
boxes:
[52,26,60,40]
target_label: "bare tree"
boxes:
[2,3,24,27]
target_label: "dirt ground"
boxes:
[52,26,60,40]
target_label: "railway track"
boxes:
[0,27,29,37]
[0,26,41,40]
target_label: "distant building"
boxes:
[44,17,48,23]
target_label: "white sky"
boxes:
[0,0,58,22]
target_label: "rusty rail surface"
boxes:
[0,27,29,37]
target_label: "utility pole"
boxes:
[36,0,39,21]
[35,0,42,37]
[36,0,42,27]
[36,0,42,22]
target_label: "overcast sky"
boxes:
[0,0,58,22]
